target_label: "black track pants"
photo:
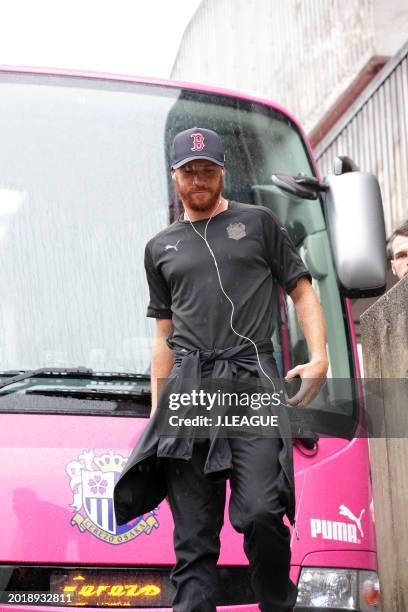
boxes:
[162,436,298,612]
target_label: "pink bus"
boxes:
[0,67,385,611]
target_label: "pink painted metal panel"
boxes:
[345,296,362,379]
[0,413,249,565]
[291,437,375,568]
[0,413,375,568]
[301,549,377,569]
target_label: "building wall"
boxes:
[316,41,408,347]
[316,41,408,236]
[172,0,408,133]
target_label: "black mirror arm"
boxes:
[271,173,328,200]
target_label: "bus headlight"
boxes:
[296,567,381,610]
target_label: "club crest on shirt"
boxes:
[226,222,246,240]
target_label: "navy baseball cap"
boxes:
[171,127,225,169]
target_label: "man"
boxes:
[114,127,328,612]
[388,220,408,280]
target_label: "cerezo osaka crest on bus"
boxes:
[66,449,160,544]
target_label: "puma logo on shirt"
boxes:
[165,240,181,251]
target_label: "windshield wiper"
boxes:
[0,367,150,392]
[26,387,151,401]
[0,367,94,391]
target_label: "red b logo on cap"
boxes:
[191,133,205,151]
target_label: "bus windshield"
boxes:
[0,73,348,381]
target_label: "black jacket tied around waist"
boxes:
[113,338,296,527]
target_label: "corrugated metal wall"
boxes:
[172,0,375,132]
[316,41,408,235]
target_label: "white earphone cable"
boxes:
[184,197,285,399]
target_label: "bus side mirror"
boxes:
[323,168,387,298]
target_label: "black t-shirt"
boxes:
[144,200,312,350]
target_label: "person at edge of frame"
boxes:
[113,127,329,612]
[388,219,408,281]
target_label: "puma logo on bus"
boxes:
[165,240,181,252]
[191,133,205,151]
[310,504,366,544]
[339,504,365,538]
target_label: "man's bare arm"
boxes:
[150,318,174,417]
[285,277,329,407]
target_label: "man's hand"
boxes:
[285,358,328,408]
[285,277,329,408]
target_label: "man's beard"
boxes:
[186,191,221,212]
[177,176,223,212]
